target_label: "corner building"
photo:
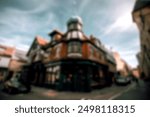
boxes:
[27,16,116,91]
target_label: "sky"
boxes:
[0,0,140,68]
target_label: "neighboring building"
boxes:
[0,44,28,82]
[113,52,131,77]
[25,36,48,86]
[27,35,48,64]
[132,0,150,80]
[26,16,116,91]
[0,45,15,82]
[9,49,28,76]
[132,68,140,79]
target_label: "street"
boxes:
[0,81,144,100]
[115,80,150,100]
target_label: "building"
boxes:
[131,68,140,79]
[26,16,116,91]
[0,44,29,82]
[113,52,131,77]
[132,0,150,80]
[0,45,15,82]
[8,48,28,78]
[25,36,48,86]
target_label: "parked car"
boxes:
[2,73,30,94]
[115,76,131,85]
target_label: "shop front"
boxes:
[45,59,110,92]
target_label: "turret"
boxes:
[66,16,84,40]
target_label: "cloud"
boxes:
[0,5,58,50]
[112,38,140,68]
[96,0,136,36]
[0,0,140,68]
[104,13,133,35]
[0,35,31,50]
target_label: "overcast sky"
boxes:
[0,0,140,68]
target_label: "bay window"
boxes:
[68,41,82,56]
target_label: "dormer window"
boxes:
[52,34,61,41]
[49,30,63,41]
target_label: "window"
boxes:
[78,32,83,39]
[67,32,71,40]
[55,44,62,58]
[95,40,100,47]
[68,24,75,30]
[46,66,60,84]
[72,31,78,38]
[68,23,82,31]
[46,67,53,84]
[77,24,82,30]
[67,31,84,40]
[68,41,82,55]
[89,44,95,57]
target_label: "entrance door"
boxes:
[61,63,91,92]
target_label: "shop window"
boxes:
[46,73,52,84]
[46,67,52,84]
[46,66,60,84]
[51,73,56,84]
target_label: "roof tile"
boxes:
[35,36,48,46]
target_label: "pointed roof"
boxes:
[26,36,48,56]
[35,36,48,46]
[0,44,15,57]
[49,29,63,37]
